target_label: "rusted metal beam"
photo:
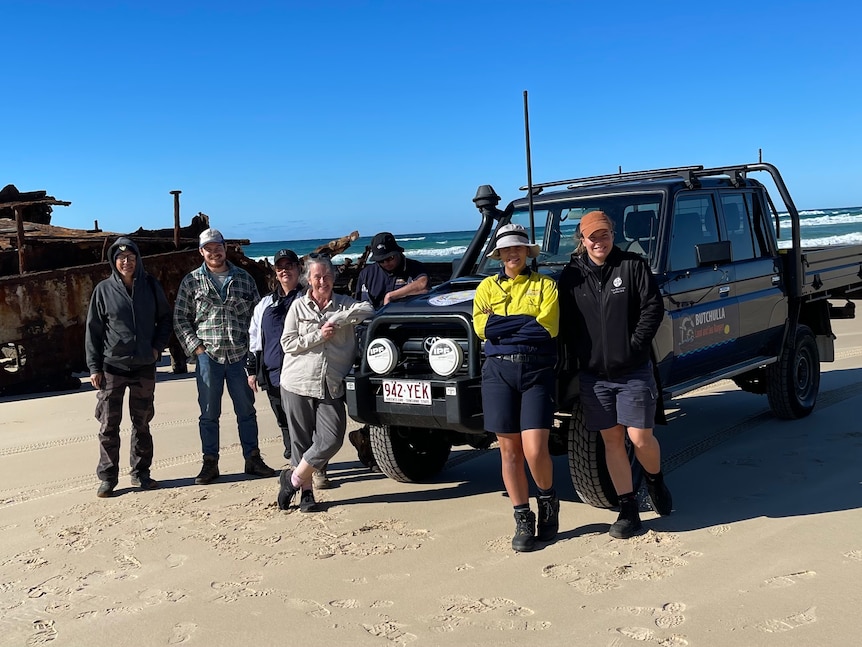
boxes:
[14,206,26,273]
[2,196,71,274]
[170,190,182,249]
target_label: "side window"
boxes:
[746,192,773,257]
[668,194,720,271]
[621,204,659,261]
[719,193,755,261]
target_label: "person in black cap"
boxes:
[350,232,430,471]
[247,249,304,462]
[354,232,429,309]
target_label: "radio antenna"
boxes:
[523,90,537,271]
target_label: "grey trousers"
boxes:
[281,386,346,470]
[95,365,156,482]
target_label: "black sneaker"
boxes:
[244,451,277,477]
[130,474,159,490]
[194,456,220,485]
[96,480,116,498]
[277,469,298,510]
[512,509,537,552]
[646,475,673,516]
[536,495,560,542]
[609,498,643,539]
[299,489,320,513]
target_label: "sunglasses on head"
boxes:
[307,252,330,260]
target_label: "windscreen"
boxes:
[477,192,664,274]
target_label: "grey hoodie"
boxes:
[85,237,172,374]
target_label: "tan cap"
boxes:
[579,211,613,239]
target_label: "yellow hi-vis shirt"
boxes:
[472,270,559,356]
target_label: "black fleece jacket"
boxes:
[85,237,172,374]
[558,246,663,378]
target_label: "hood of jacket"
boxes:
[107,237,145,284]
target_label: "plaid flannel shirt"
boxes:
[173,261,260,364]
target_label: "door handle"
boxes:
[772,275,781,284]
[719,286,730,296]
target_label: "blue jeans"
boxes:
[195,353,259,459]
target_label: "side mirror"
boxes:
[696,240,732,267]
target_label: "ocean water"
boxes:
[244,206,862,264]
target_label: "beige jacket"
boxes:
[280,292,373,399]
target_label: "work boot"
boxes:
[299,489,320,513]
[646,472,673,516]
[609,494,643,539]
[195,455,220,485]
[512,508,537,552]
[536,494,560,542]
[96,480,117,498]
[244,450,277,477]
[130,473,159,490]
[277,469,298,510]
[312,467,332,490]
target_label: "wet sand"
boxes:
[1,320,860,646]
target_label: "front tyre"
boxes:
[369,425,452,483]
[766,324,819,419]
[566,403,642,509]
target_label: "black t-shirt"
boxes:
[354,257,428,309]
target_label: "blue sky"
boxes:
[3,0,860,243]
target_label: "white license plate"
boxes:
[382,379,432,405]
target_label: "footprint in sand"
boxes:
[362,617,417,645]
[27,619,58,645]
[708,524,730,536]
[330,598,360,609]
[166,554,188,568]
[169,622,197,644]
[762,570,816,588]
[756,606,817,633]
[844,550,862,561]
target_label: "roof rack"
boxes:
[520,163,765,193]
[519,165,704,192]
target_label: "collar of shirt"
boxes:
[496,266,531,282]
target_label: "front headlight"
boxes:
[366,338,398,374]
[428,338,463,377]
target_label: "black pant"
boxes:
[95,365,156,482]
[265,385,292,459]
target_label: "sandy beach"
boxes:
[1,320,860,646]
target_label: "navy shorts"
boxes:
[579,362,657,431]
[481,356,556,434]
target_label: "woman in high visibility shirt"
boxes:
[473,223,560,552]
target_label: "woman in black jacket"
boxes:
[558,211,672,539]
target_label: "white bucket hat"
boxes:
[487,223,540,260]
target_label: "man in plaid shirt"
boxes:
[174,228,278,484]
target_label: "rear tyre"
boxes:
[766,325,819,419]
[369,425,452,483]
[566,403,642,509]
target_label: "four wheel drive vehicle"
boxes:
[345,162,862,508]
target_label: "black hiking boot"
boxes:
[536,494,560,542]
[277,469,298,510]
[130,473,158,490]
[609,494,643,539]
[194,455,220,485]
[244,450,277,477]
[299,489,320,513]
[512,509,537,552]
[96,480,117,498]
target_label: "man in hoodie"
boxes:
[85,237,172,498]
